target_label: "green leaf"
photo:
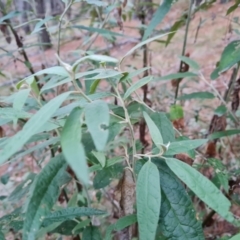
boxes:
[13,89,31,111]
[0,92,71,164]
[85,0,107,7]
[0,207,22,225]
[156,72,197,81]
[143,111,163,149]
[169,104,184,120]
[61,107,89,185]
[165,17,185,46]
[73,54,118,69]
[36,222,63,239]
[85,69,122,80]
[0,230,4,240]
[53,92,113,118]
[123,72,197,99]
[92,151,106,167]
[164,139,207,156]
[89,80,101,94]
[214,104,227,116]
[105,214,137,240]
[31,16,54,35]
[226,0,240,15]
[208,129,240,140]
[85,100,110,151]
[72,25,127,37]
[17,67,69,89]
[147,112,175,144]
[8,173,36,202]
[137,161,161,240]
[42,207,105,226]
[121,32,172,64]
[89,156,123,172]
[82,226,102,240]
[124,76,152,99]
[211,40,240,80]
[72,219,91,234]
[178,55,200,71]
[165,158,235,224]
[143,0,173,40]
[153,159,204,239]
[10,137,59,162]
[0,108,32,120]
[229,233,240,240]
[49,220,77,235]
[93,168,112,189]
[22,154,69,240]
[177,91,215,100]
[0,10,21,23]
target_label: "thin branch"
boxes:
[174,0,194,103]
[57,0,74,58]
[199,72,239,125]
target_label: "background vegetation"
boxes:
[0,0,240,239]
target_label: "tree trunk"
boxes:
[35,0,52,50]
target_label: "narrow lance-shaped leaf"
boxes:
[178,55,200,71]
[208,129,240,140]
[0,230,4,240]
[92,151,106,167]
[124,72,197,99]
[17,67,69,89]
[22,154,70,240]
[42,207,105,226]
[153,159,204,240]
[124,76,152,99]
[85,100,110,151]
[147,111,175,144]
[72,219,91,235]
[82,226,102,240]
[73,54,118,70]
[165,158,235,224]
[0,91,71,164]
[137,161,161,240]
[143,0,174,40]
[166,16,185,46]
[105,214,137,240]
[120,32,172,65]
[13,89,31,111]
[226,0,240,15]
[164,139,207,156]
[61,107,89,185]
[211,40,240,80]
[143,111,163,149]
[177,91,215,100]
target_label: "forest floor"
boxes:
[0,0,240,239]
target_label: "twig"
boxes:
[202,209,215,227]
[199,72,239,125]
[57,0,73,58]
[194,17,202,44]
[138,9,149,153]
[0,46,25,64]
[85,9,112,51]
[174,0,194,103]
